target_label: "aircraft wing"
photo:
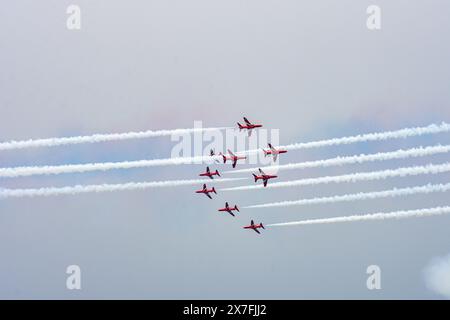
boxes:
[232,158,237,168]
[208,175,214,180]
[270,144,276,152]
[259,168,266,175]
[263,179,268,187]
[273,153,278,162]
[227,149,235,157]
[254,228,260,234]
[205,193,212,199]
[228,210,235,217]
[247,129,252,137]
[243,117,251,125]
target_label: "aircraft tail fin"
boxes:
[252,174,258,182]
[237,123,243,130]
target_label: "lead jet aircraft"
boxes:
[237,117,262,136]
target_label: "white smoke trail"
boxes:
[0,155,220,178]
[0,127,231,151]
[227,145,450,175]
[2,122,450,176]
[4,143,450,179]
[0,177,246,199]
[244,182,450,209]
[222,162,450,191]
[267,206,450,227]
[276,122,450,153]
[231,122,450,157]
[2,121,448,156]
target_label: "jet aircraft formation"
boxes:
[195,117,288,234]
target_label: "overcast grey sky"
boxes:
[1,1,450,299]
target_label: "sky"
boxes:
[1,0,450,299]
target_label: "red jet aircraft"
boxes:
[252,168,278,187]
[237,117,262,136]
[195,184,217,199]
[199,166,221,179]
[209,149,220,163]
[218,202,240,217]
[243,220,265,234]
[262,143,288,161]
[222,149,247,168]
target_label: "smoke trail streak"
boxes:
[3,142,450,180]
[227,145,450,175]
[1,121,449,158]
[267,206,450,227]
[222,162,450,191]
[276,122,450,153]
[0,156,219,178]
[0,178,246,199]
[0,127,231,151]
[244,183,450,209]
[231,122,450,157]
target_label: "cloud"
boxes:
[424,253,450,299]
